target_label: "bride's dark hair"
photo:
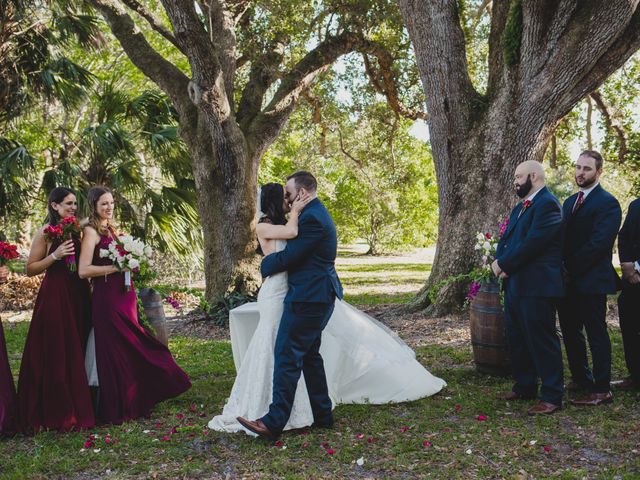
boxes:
[259,183,287,226]
[256,183,287,256]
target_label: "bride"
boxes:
[208,183,446,435]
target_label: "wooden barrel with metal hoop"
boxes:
[138,288,169,346]
[469,280,511,375]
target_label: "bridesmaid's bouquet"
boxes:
[99,235,153,291]
[43,216,82,272]
[0,241,19,265]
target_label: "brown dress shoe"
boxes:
[569,391,613,406]
[236,417,277,440]
[611,378,638,390]
[497,391,534,401]
[527,401,561,416]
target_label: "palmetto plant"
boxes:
[1,1,201,256]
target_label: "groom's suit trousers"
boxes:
[261,300,335,434]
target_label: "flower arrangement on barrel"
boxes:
[429,217,509,304]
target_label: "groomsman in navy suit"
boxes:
[616,196,640,390]
[493,160,565,415]
[558,150,622,406]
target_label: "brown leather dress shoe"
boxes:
[497,391,535,401]
[236,417,277,440]
[611,378,638,390]
[527,401,561,416]
[569,391,613,406]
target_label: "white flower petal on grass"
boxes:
[356,457,365,466]
[465,449,472,455]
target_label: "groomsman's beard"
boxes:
[515,175,533,199]
[575,176,597,189]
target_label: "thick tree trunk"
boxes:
[399,0,640,315]
[179,108,261,301]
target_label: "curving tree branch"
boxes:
[119,0,181,51]
[590,90,628,163]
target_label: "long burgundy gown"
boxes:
[0,322,17,435]
[91,233,191,424]
[17,238,94,432]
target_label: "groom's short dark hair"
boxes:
[287,171,317,193]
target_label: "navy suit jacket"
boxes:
[618,197,640,267]
[261,198,343,303]
[496,186,564,298]
[561,184,621,294]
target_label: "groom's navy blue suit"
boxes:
[496,186,565,405]
[259,198,343,435]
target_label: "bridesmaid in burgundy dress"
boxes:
[0,321,17,435]
[79,186,191,424]
[17,187,94,432]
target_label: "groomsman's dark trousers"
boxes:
[503,289,564,406]
[618,283,640,384]
[261,300,335,435]
[558,293,612,393]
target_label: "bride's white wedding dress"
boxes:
[208,240,446,435]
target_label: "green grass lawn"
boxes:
[1,255,639,479]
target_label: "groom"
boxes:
[238,171,343,439]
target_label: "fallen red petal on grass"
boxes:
[176,413,185,420]
[189,403,197,413]
[301,431,310,436]
[543,445,552,452]
[83,441,94,449]
[367,437,377,444]
[274,440,284,447]
[423,441,432,447]
[355,433,365,439]
[476,415,487,421]
[326,449,335,455]
[400,426,410,433]
[321,442,330,448]
[301,442,310,449]
[161,436,171,442]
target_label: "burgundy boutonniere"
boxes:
[518,199,532,218]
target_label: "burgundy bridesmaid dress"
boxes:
[17,238,95,432]
[91,234,191,424]
[0,322,17,435]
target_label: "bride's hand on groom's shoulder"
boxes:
[291,192,312,214]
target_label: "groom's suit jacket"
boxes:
[495,186,564,298]
[261,198,343,303]
[561,184,622,295]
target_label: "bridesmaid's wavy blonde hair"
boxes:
[87,186,117,236]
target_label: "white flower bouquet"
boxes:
[99,235,153,291]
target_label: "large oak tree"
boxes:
[84,0,418,301]
[398,0,640,314]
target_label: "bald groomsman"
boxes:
[493,160,565,415]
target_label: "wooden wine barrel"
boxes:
[138,288,169,347]
[0,265,8,284]
[469,281,511,376]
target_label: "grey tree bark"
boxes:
[398,0,640,314]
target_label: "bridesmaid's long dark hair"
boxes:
[256,183,287,255]
[46,187,76,226]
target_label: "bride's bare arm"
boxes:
[255,193,312,240]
